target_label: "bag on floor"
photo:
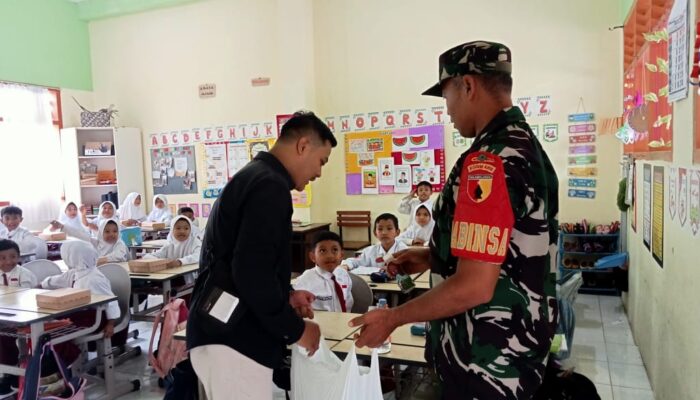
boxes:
[149,298,189,378]
[20,334,86,400]
[291,338,382,400]
[163,358,199,400]
[532,360,600,400]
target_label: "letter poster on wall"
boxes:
[344,125,446,195]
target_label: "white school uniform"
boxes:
[144,216,201,283]
[57,201,86,233]
[0,223,7,239]
[294,266,354,312]
[7,226,35,254]
[397,206,435,246]
[0,265,37,288]
[341,240,408,270]
[397,197,433,227]
[41,241,120,320]
[62,218,129,262]
[146,195,173,225]
[118,192,146,223]
[89,201,117,229]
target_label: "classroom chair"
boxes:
[26,236,48,260]
[336,210,372,251]
[22,259,61,283]
[72,263,141,398]
[349,273,374,313]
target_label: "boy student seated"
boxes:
[146,194,172,225]
[118,192,146,227]
[0,240,37,395]
[84,201,117,232]
[397,181,434,229]
[50,218,129,265]
[1,206,34,254]
[294,231,353,312]
[178,206,201,239]
[341,213,408,271]
[397,204,435,246]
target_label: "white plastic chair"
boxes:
[25,236,47,260]
[349,273,374,313]
[21,259,61,284]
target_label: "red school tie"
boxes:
[331,275,347,312]
[2,273,7,286]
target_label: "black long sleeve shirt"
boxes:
[187,151,305,368]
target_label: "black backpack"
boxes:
[533,362,600,400]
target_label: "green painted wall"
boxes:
[0,0,92,90]
[621,0,635,21]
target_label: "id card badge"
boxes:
[201,287,240,324]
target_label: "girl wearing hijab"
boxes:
[144,216,201,270]
[118,192,146,227]
[47,201,85,233]
[50,217,129,265]
[397,204,435,246]
[84,201,117,232]
[145,194,172,225]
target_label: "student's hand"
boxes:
[340,264,350,271]
[411,239,425,246]
[88,223,98,231]
[103,320,115,338]
[79,204,87,214]
[96,256,108,266]
[296,320,321,356]
[349,308,399,348]
[290,290,315,319]
[386,247,431,277]
[166,259,182,268]
[49,220,63,231]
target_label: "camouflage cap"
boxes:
[422,41,512,97]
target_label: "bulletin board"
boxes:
[344,125,446,195]
[151,146,198,195]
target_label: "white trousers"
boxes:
[190,344,273,400]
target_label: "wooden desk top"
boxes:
[331,340,426,364]
[0,286,30,296]
[114,262,198,280]
[414,271,430,284]
[0,289,115,315]
[308,311,362,341]
[140,227,170,233]
[0,307,52,325]
[128,239,168,249]
[292,223,330,233]
[391,324,427,347]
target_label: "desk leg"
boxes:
[30,321,45,354]
[162,280,172,303]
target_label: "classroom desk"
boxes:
[357,273,431,307]
[0,286,30,296]
[19,252,35,264]
[173,328,340,350]
[291,223,331,273]
[391,324,427,348]
[330,339,426,366]
[414,271,430,284]
[309,311,361,341]
[127,239,168,259]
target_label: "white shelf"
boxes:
[78,155,115,160]
[81,184,118,188]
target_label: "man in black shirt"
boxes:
[187,111,336,399]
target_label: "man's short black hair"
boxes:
[416,181,433,191]
[312,231,342,249]
[0,239,20,255]
[1,206,22,218]
[279,110,337,147]
[374,213,399,231]
[476,72,513,95]
[178,206,194,215]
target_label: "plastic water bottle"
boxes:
[377,298,392,354]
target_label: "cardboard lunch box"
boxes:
[36,288,91,310]
[128,258,169,273]
[141,222,166,230]
[38,232,67,241]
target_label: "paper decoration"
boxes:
[569,178,597,188]
[292,185,312,208]
[568,167,597,177]
[151,146,198,195]
[394,165,411,193]
[361,166,378,194]
[543,124,559,142]
[569,145,596,154]
[189,203,201,218]
[418,150,435,167]
[568,113,595,123]
[643,164,652,249]
[452,131,467,147]
[668,0,689,102]
[201,203,212,218]
[358,153,375,167]
[568,189,596,199]
[202,188,222,199]
[382,111,397,129]
[352,113,367,131]
[568,124,596,134]
[248,139,272,160]
[168,204,177,216]
[690,169,700,235]
[517,96,533,117]
[177,203,188,212]
[227,141,248,178]
[669,167,677,220]
[413,108,428,126]
[536,95,551,116]
[568,155,597,165]
[413,166,441,186]
[652,166,664,267]
[409,134,429,150]
[204,143,228,190]
[391,134,410,152]
[531,125,539,138]
[349,139,367,153]
[378,158,395,185]
[678,168,688,227]
[569,134,596,144]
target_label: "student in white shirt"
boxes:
[1,206,35,254]
[177,206,201,240]
[0,239,37,288]
[118,192,146,227]
[47,201,86,233]
[85,201,117,233]
[294,231,353,312]
[397,181,434,230]
[146,194,172,225]
[397,204,435,246]
[41,241,120,337]
[144,215,201,268]
[341,213,408,271]
[51,218,129,265]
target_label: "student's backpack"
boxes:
[532,361,600,400]
[148,298,189,379]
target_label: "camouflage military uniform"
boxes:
[423,42,559,399]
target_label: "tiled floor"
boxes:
[83,294,654,399]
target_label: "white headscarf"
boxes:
[60,240,97,272]
[412,204,435,242]
[118,192,145,221]
[147,194,172,223]
[57,201,84,231]
[97,218,122,256]
[93,201,117,227]
[167,216,200,259]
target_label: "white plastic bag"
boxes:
[291,338,383,400]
